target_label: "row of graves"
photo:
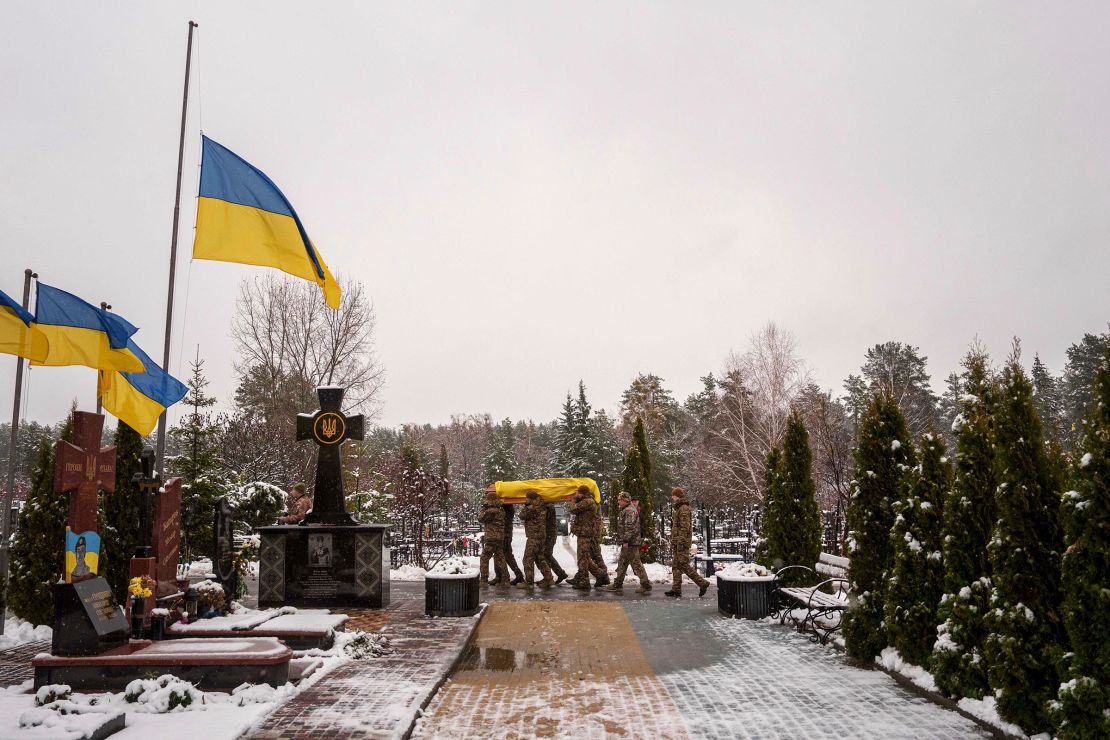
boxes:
[29,388,390,736]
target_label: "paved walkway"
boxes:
[249,596,481,740]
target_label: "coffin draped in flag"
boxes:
[0,288,48,362]
[99,340,188,436]
[492,478,601,504]
[193,135,341,309]
[32,283,143,372]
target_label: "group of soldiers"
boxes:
[477,484,711,598]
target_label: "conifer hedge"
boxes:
[844,394,915,661]
[885,432,948,667]
[757,412,820,586]
[933,350,997,699]
[984,349,1065,734]
[753,445,782,569]
[1051,345,1110,739]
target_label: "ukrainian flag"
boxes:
[99,340,187,436]
[32,283,143,373]
[0,288,48,363]
[193,136,341,309]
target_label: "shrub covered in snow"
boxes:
[1051,344,1110,739]
[340,631,392,659]
[984,348,1066,734]
[933,349,996,700]
[35,684,72,706]
[885,432,948,667]
[124,675,204,712]
[844,394,915,661]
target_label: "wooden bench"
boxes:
[773,552,850,645]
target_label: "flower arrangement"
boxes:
[193,579,226,616]
[128,576,154,599]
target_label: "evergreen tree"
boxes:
[1061,332,1110,447]
[858,342,940,438]
[843,394,915,661]
[481,418,517,483]
[1032,353,1064,442]
[753,445,782,569]
[99,421,144,601]
[8,409,75,626]
[554,393,587,476]
[984,346,1066,734]
[607,476,622,536]
[933,349,997,699]
[936,372,961,450]
[1051,345,1110,739]
[885,432,948,667]
[168,356,228,562]
[623,418,658,562]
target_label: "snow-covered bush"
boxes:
[35,684,71,706]
[124,675,204,712]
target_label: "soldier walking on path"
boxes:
[500,502,526,585]
[607,492,652,594]
[569,485,609,590]
[516,490,554,589]
[665,487,709,598]
[543,499,569,584]
[479,491,509,588]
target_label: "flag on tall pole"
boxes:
[0,288,48,363]
[192,135,342,309]
[99,340,187,436]
[31,283,144,373]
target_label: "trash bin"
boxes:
[425,573,480,617]
[717,570,775,619]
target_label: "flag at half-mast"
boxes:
[0,288,48,363]
[32,283,143,373]
[192,135,341,309]
[98,340,187,436]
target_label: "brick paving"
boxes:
[0,640,48,688]
[249,598,481,740]
[413,601,689,739]
[626,600,992,739]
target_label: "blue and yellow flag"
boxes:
[99,340,188,436]
[32,283,143,372]
[0,288,48,363]
[193,136,341,309]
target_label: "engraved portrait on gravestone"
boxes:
[309,533,332,567]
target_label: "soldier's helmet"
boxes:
[485,490,500,504]
[525,489,540,500]
[576,484,591,497]
[618,492,631,502]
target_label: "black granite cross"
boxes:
[130,447,160,557]
[296,386,364,525]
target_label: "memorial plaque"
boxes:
[51,576,128,656]
[257,524,390,608]
[213,497,236,582]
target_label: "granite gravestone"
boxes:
[51,577,129,656]
[213,497,235,582]
[54,412,115,583]
[257,386,389,608]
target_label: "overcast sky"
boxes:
[2,2,1108,430]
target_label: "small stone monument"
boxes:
[212,497,235,582]
[257,386,390,608]
[129,450,186,623]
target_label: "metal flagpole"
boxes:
[156,20,198,477]
[96,301,110,414]
[0,268,36,633]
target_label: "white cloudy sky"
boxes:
[2,2,1108,429]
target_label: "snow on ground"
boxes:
[877,647,939,693]
[0,629,388,740]
[388,527,673,584]
[0,617,51,650]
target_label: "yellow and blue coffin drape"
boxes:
[0,288,48,362]
[32,283,143,372]
[99,340,187,436]
[193,135,341,309]
[493,478,601,504]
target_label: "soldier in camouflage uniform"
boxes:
[500,503,526,585]
[570,485,609,590]
[478,490,510,587]
[606,492,651,594]
[543,500,568,584]
[516,490,554,589]
[665,487,709,598]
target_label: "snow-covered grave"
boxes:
[1,628,391,740]
[165,606,347,650]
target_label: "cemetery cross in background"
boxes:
[296,386,364,526]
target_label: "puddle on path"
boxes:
[456,644,559,674]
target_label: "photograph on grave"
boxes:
[309,533,332,567]
[65,529,100,581]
